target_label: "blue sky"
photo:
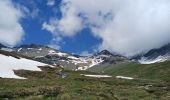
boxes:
[12,0,101,54]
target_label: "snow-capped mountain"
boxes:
[133,43,170,64]
[92,50,128,64]
[13,44,129,70]
[87,50,130,72]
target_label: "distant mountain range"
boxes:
[1,43,170,79]
[1,43,170,71]
[13,44,129,70]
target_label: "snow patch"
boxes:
[17,48,22,52]
[0,54,48,79]
[48,50,67,56]
[89,58,104,68]
[27,48,33,50]
[73,57,104,70]
[138,56,167,64]
[38,48,42,51]
[81,74,112,78]
[34,56,44,58]
[56,52,67,56]
[116,76,134,80]
[68,56,79,60]
[48,50,56,54]
[77,66,89,70]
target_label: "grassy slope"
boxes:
[0,66,170,100]
[102,61,170,82]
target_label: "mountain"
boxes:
[133,43,170,64]
[14,44,59,57]
[94,50,114,56]
[0,44,13,52]
[0,43,129,78]
[13,44,129,71]
[91,50,129,64]
[0,43,6,48]
[87,50,130,73]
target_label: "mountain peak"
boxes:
[97,50,113,56]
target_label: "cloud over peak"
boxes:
[44,0,170,56]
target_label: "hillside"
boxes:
[93,61,170,82]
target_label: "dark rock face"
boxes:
[96,50,114,56]
[0,44,6,49]
[132,43,170,61]
[144,44,170,59]
[35,55,70,65]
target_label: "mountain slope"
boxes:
[88,50,130,72]
[101,61,170,81]
[133,43,170,64]
[14,44,129,71]
[0,44,13,52]
[0,44,6,49]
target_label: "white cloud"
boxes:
[0,0,24,47]
[44,0,170,56]
[58,9,83,37]
[48,44,61,50]
[48,36,62,50]
[30,8,39,18]
[42,8,83,49]
[42,20,57,34]
[42,8,83,37]
[47,0,55,6]
[80,51,92,56]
